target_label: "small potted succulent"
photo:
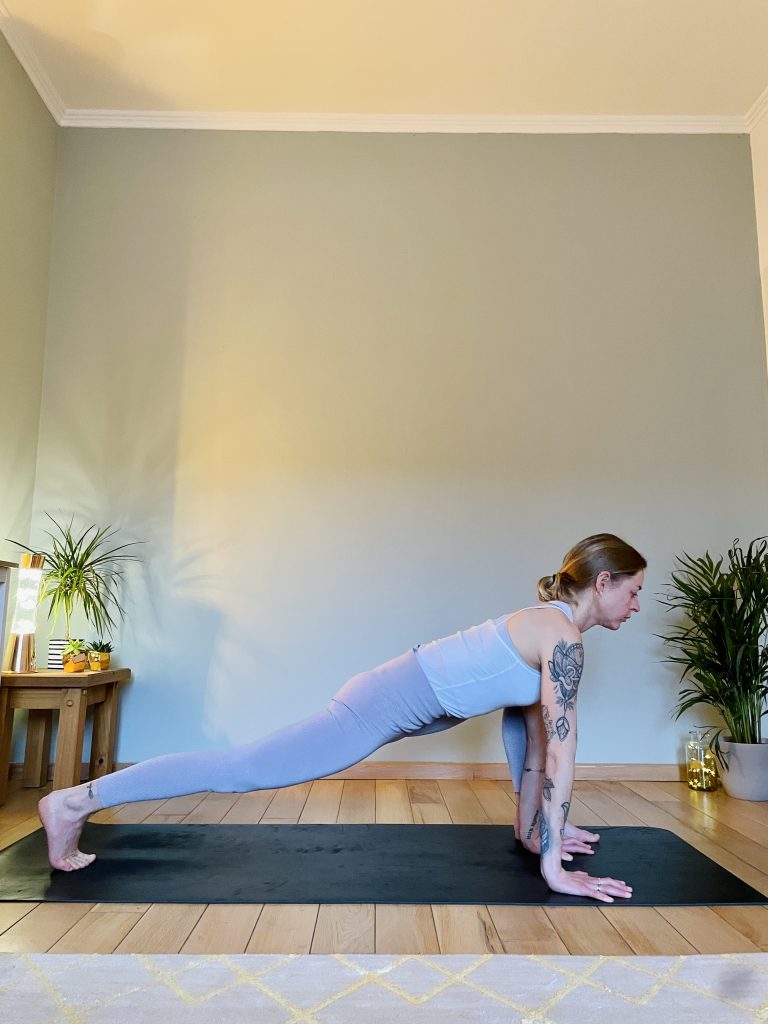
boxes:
[62,639,88,673]
[87,640,113,671]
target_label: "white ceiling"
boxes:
[3,0,768,131]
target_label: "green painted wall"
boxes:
[0,33,57,557]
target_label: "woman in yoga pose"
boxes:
[39,532,644,903]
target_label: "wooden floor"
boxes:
[0,777,767,955]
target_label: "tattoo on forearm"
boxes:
[559,800,570,840]
[548,639,584,741]
[541,705,556,742]
[542,776,554,801]
[525,809,540,841]
[540,813,551,854]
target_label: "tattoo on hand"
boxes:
[548,639,584,741]
[525,809,540,841]
[543,776,554,801]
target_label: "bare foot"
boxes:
[38,782,103,871]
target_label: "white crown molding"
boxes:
[58,110,753,134]
[0,2,65,123]
[0,4,756,137]
[60,109,749,134]
[746,84,768,133]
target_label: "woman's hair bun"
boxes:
[536,573,559,603]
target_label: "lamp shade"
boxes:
[3,552,44,673]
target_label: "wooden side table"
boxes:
[0,668,131,804]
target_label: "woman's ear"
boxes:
[595,570,612,595]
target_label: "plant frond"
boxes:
[8,514,143,641]
[658,538,768,744]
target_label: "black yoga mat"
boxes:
[0,823,764,906]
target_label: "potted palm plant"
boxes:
[657,537,768,801]
[7,514,142,668]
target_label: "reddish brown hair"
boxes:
[537,533,647,603]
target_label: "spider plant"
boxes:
[657,537,768,770]
[7,514,142,642]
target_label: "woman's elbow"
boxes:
[545,745,575,773]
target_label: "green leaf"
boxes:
[5,515,144,641]
[658,536,768,744]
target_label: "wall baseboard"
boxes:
[326,761,687,782]
[9,760,687,783]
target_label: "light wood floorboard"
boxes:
[0,778,765,955]
[246,904,317,953]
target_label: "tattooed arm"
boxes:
[534,621,634,903]
[538,626,582,886]
[514,702,546,843]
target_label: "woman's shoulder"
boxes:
[504,602,582,672]
[507,602,582,642]
[510,600,575,624]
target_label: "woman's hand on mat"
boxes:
[558,825,600,858]
[544,868,633,903]
[563,823,600,846]
[520,832,597,861]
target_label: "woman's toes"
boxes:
[57,850,96,871]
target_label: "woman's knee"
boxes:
[211,744,266,793]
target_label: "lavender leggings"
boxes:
[96,648,528,807]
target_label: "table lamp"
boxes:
[3,552,45,673]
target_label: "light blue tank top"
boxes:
[413,600,575,719]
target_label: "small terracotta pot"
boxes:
[87,652,111,671]
[63,653,87,673]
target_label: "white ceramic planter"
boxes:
[720,738,768,801]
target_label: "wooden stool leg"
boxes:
[90,682,120,779]
[23,710,53,788]
[0,687,13,805]
[53,688,88,790]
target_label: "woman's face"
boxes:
[599,570,644,629]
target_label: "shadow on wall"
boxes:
[22,7,192,533]
[12,24,224,764]
[9,545,224,769]
[7,15,180,110]
[3,481,35,565]
[117,553,224,761]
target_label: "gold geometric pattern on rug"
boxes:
[0,952,766,1022]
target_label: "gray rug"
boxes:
[1,952,766,1022]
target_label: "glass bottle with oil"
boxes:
[686,726,718,791]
